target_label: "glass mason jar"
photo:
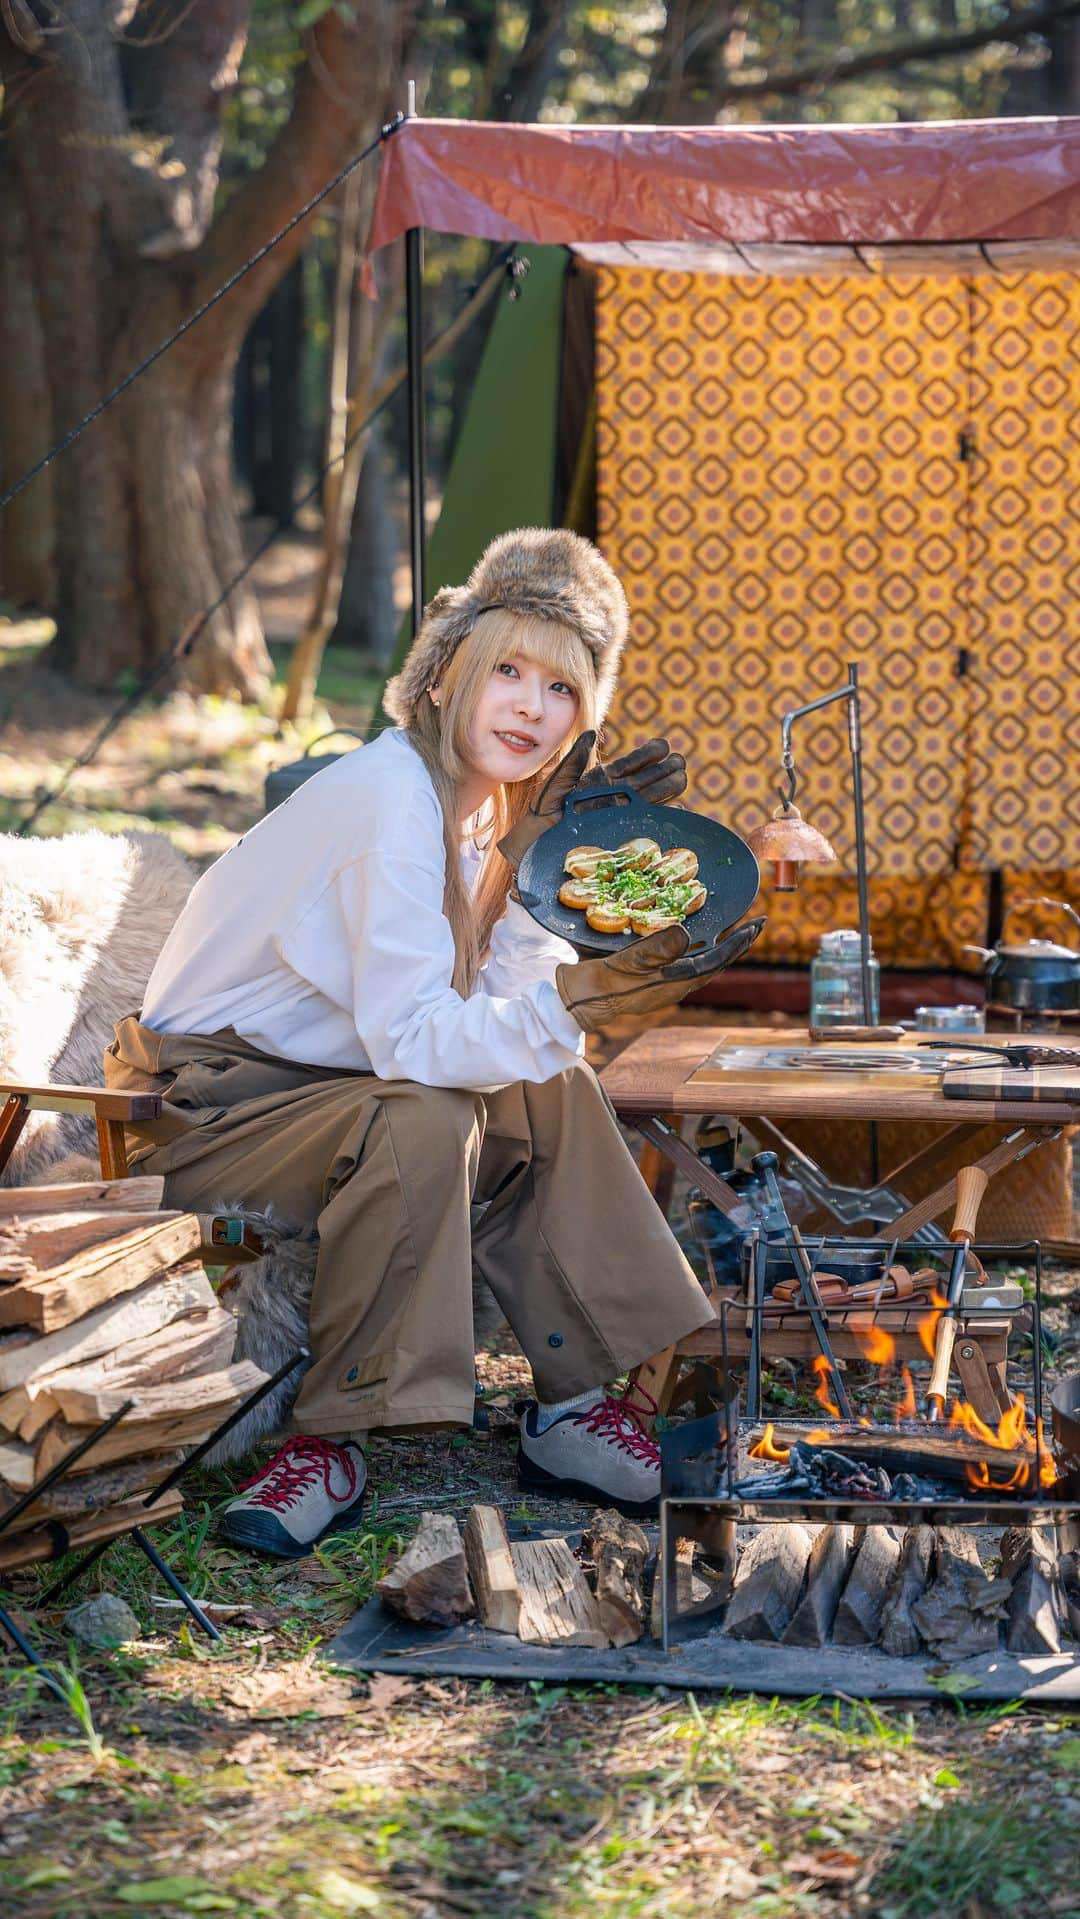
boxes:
[809,928,880,1028]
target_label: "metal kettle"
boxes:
[963,896,1080,1015]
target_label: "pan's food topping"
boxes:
[562,841,706,934]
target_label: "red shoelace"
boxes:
[238,1437,359,1513]
[571,1393,660,1465]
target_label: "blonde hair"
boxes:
[406,607,601,995]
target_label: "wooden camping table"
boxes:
[600,1026,1080,1425]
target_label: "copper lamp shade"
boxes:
[746,803,837,892]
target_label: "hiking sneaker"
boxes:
[517,1394,660,1516]
[219,1436,367,1558]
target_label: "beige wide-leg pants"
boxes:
[105,1017,713,1436]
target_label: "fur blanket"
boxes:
[0,829,499,1462]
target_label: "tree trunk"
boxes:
[0,0,404,697]
[0,147,56,609]
[333,420,397,661]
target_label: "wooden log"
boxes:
[7,1305,237,1441]
[511,1537,607,1649]
[0,1208,185,1279]
[377,1512,475,1627]
[912,1527,1003,1658]
[462,1505,520,1635]
[0,1266,217,1393]
[723,1524,813,1642]
[29,1361,267,1481]
[581,1507,649,1648]
[0,1214,203,1332]
[749,1421,1032,1488]
[1000,1526,1063,1657]
[0,1487,185,1572]
[0,1177,165,1218]
[1058,1551,1080,1641]
[781,1525,854,1648]
[833,1527,902,1646]
[879,1526,935,1658]
[0,1450,183,1532]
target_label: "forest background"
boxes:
[1,0,1079,749]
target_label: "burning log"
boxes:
[999,1526,1063,1657]
[878,1526,935,1658]
[723,1524,813,1642]
[747,1422,1039,1493]
[833,1527,902,1646]
[581,1508,649,1647]
[911,1528,1007,1659]
[781,1524,854,1648]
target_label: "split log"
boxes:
[650,1536,732,1639]
[912,1527,1004,1659]
[723,1524,813,1642]
[511,1537,607,1649]
[581,1508,649,1647]
[1000,1526,1063,1657]
[7,1305,237,1440]
[879,1526,935,1658]
[1058,1551,1080,1641]
[0,1177,165,1217]
[462,1505,520,1635]
[0,1487,185,1572]
[0,1266,217,1394]
[0,1208,186,1280]
[377,1511,475,1627]
[0,1213,203,1332]
[28,1360,268,1481]
[0,1450,184,1532]
[781,1525,853,1648]
[833,1527,902,1646]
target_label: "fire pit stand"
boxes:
[659,1242,1077,1653]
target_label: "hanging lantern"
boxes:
[746,802,836,893]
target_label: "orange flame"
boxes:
[805,1428,832,1444]
[916,1288,950,1361]
[812,1355,841,1420]
[947,1393,1060,1492]
[853,1322,896,1369]
[896,1365,917,1424]
[749,1422,791,1462]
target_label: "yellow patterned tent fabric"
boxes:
[594,265,1080,967]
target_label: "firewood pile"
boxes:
[375,1505,1080,1661]
[0,1176,265,1572]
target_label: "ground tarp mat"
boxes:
[329,1593,1080,1703]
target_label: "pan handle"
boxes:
[565,782,638,814]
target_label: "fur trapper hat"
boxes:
[382,527,629,726]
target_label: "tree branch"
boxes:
[189,0,408,336]
[713,0,1080,106]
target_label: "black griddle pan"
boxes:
[517,782,762,955]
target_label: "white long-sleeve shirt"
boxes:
[141,729,585,1091]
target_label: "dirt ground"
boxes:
[2,555,1080,1919]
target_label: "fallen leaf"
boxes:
[308,1867,381,1911]
[746,1752,790,1773]
[366,1673,415,1713]
[224,1732,274,1765]
[223,1659,356,1719]
[785,1849,862,1883]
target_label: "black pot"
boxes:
[964,897,1080,1015]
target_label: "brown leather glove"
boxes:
[556,916,766,1034]
[497,733,688,874]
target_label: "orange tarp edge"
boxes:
[369,116,1080,254]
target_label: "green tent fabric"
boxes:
[376,244,568,723]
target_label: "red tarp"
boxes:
[368,116,1080,254]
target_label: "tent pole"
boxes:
[405,224,427,633]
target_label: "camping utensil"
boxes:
[962,897,1080,1016]
[516,781,761,954]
